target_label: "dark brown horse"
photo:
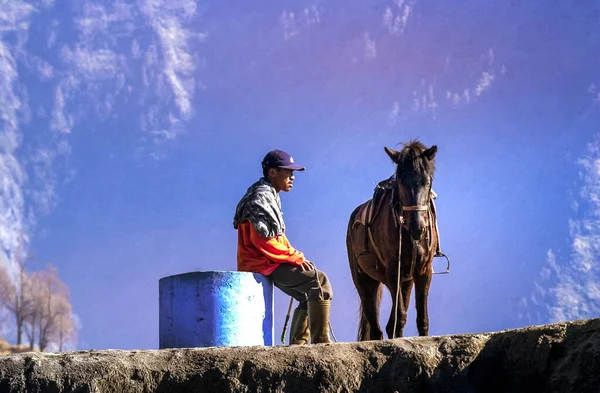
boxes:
[347,141,439,340]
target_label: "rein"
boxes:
[391,180,432,339]
[397,203,429,283]
[391,202,426,339]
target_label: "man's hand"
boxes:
[299,260,315,271]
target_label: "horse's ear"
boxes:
[384,147,401,163]
[423,145,437,161]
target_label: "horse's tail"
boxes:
[357,283,383,341]
[346,205,361,340]
[347,204,375,341]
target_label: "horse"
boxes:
[347,141,439,340]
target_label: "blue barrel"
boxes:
[159,271,274,349]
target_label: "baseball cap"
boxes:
[261,149,306,171]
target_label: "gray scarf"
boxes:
[233,178,285,238]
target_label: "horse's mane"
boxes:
[396,140,435,180]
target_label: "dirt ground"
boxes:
[0,318,598,393]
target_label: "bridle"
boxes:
[393,175,432,230]
[393,176,433,279]
[401,205,429,212]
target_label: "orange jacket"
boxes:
[237,221,306,276]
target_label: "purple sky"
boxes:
[1,0,600,350]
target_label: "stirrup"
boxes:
[432,251,450,275]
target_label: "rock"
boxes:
[0,318,598,393]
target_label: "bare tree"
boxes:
[34,264,75,352]
[0,267,17,333]
[1,247,78,352]
[23,271,44,350]
[52,295,76,352]
[0,257,32,346]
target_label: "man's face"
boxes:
[269,168,295,192]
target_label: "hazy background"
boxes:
[1,0,599,350]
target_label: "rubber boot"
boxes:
[308,300,332,344]
[288,308,310,345]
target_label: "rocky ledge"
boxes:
[0,318,598,393]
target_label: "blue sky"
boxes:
[1,0,600,350]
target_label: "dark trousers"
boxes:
[268,263,333,310]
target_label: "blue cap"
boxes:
[261,149,306,171]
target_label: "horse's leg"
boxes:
[385,259,406,339]
[355,272,384,341]
[357,252,387,283]
[400,279,413,333]
[347,208,384,341]
[414,271,432,336]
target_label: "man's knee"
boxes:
[318,270,333,300]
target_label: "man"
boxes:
[233,149,333,345]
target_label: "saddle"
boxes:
[355,176,397,228]
[354,175,443,258]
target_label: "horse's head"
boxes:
[384,141,437,241]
